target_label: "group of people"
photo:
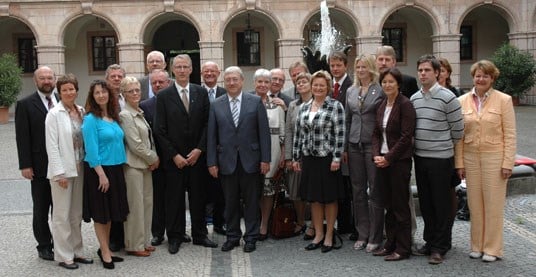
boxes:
[15,45,516,270]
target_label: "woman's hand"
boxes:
[98,174,110,193]
[501,168,512,179]
[58,178,69,189]
[373,156,389,168]
[292,161,301,172]
[456,168,466,180]
[285,160,293,170]
[330,161,340,171]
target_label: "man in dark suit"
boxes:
[282,61,309,100]
[376,45,419,99]
[139,50,167,100]
[328,51,355,237]
[201,61,227,236]
[207,66,271,253]
[139,69,173,246]
[15,66,58,261]
[154,54,217,254]
[269,68,293,109]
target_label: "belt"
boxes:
[269,127,279,135]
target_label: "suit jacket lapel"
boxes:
[169,85,188,115]
[31,92,48,116]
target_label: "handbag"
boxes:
[269,169,297,239]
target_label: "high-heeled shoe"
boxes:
[258,233,268,241]
[97,249,124,263]
[305,238,324,250]
[303,227,315,241]
[293,224,306,237]
[97,249,115,269]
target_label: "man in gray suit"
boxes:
[140,50,167,100]
[207,66,271,253]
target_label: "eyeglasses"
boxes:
[174,65,191,70]
[271,77,285,83]
[125,88,141,94]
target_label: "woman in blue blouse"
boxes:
[292,70,345,253]
[82,80,129,269]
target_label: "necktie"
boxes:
[231,97,239,127]
[45,95,54,111]
[333,82,340,99]
[180,89,189,113]
[209,88,215,102]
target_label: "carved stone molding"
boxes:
[245,0,255,11]
[0,3,10,16]
[81,0,93,15]
[164,0,175,12]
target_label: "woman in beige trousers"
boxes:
[455,60,516,262]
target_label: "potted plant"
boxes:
[491,43,536,105]
[0,53,23,123]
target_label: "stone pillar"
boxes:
[276,38,305,87]
[509,32,536,105]
[432,34,461,87]
[199,41,225,69]
[117,42,145,77]
[355,35,383,56]
[36,45,65,74]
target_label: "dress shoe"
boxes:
[221,240,240,252]
[303,228,315,241]
[168,240,182,254]
[413,245,431,256]
[97,249,124,262]
[349,232,359,241]
[373,248,393,257]
[384,252,407,261]
[353,241,366,250]
[145,246,156,252]
[366,243,380,253]
[243,241,256,253]
[127,250,151,257]
[59,262,79,270]
[151,236,164,246]
[102,260,114,270]
[482,254,497,262]
[305,240,324,251]
[38,248,54,261]
[469,251,483,259]
[109,242,123,252]
[321,244,333,253]
[181,234,192,243]
[213,225,227,235]
[74,257,94,264]
[193,237,218,248]
[428,252,444,265]
[258,233,268,241]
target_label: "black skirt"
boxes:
[299,155,344,204]
[83,162,129,224]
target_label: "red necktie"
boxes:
[46,95,54,111]
[333,82,340,99]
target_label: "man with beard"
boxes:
[15,66,58,261]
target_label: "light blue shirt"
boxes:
[82,113,126,167]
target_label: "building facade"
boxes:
[1,0,535,106]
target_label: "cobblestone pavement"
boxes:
[0,107,535,276]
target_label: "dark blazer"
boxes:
[154,83,210,163]
[203,85,227,101]
[207,92,271,175]
[334,75,353,108]
[139,96,156,128]
[401,74,419,99]
[371,93,416,163]
[15,92,55,177]
[272,91,293,107]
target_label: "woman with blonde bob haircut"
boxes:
[455,59,516,262]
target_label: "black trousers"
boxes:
[206,173,225,228]
[414,156,455,255]
[165,160,208,242]
[220,158,261,243]
[151,166,167,238]
[336,175,354,233]
[31,176,53,251]
[377,158,412,257]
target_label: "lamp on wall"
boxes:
[243,13,253,44]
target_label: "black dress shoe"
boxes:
[181,234,192,243]
[321,244,333,253]
[168,240,182,254]
[349,232,359,241]
[102,260,114,270]
[413,245,431,256]
[429,252,444,264]
[213,225,227,235]
[243,241,256,253]
[384,252,407,261]
[151,236,164,246]
[305,240,323,251]
[193,237,218,248]
[59,262,79,270]
[373,248,393,256]
[221,240,240,252]
[258,233,268,241]
[74,257,94,264]
[97,249,124,262]
[38,248,54,261]
[109,242,123,252]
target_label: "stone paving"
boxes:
[0,106,535,276]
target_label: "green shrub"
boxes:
[0,53,23,107]
[491,43,536,97]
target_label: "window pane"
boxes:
[460,25,473,60]
[236,31,260,66]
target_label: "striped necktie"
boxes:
[231,97,239,127]
[45,95,54,111]
[209,88,215,102]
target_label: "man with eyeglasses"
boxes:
[139,51,168,100]
[282,61,309,100]
[269,68,293,110]
[153,54,217,254]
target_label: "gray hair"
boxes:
[253,68,271,81]
[105,64,125,80]
[146,51,165,62]
[223,66,244,80]
[119,76,140,94]
[149,69,169,79]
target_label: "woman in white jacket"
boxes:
[45,74,92,270]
